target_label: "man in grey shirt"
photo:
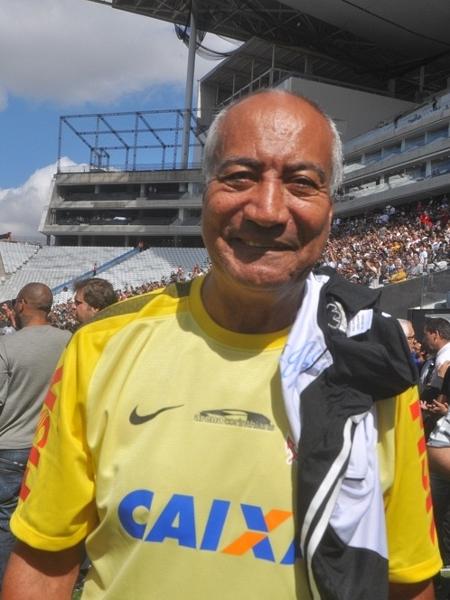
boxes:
[0,283,71,588]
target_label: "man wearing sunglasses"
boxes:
[73,278,117,325]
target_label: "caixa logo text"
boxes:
[118,489,299,565]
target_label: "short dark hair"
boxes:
[424,317,450,341]
[18,282,53,314]
[73,278,117,311]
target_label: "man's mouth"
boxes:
[232,237,292,251]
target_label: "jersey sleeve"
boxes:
[10,332,99,550]
[0,339,9,411]
[384,386,442,582]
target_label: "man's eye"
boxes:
[227,171,253,181]
[290,176,318,188]
[288,183,316,196]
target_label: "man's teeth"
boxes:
[244,240,273,248]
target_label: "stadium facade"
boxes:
[39,1,450,247]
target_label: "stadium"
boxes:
[1,0,450,325]
[2,3,450,598]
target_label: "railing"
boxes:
[57,109,208,174]
[58,162,204,174]
[51,247,139,294]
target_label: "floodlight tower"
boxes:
[87,0,200,169]
[182,3,197,169]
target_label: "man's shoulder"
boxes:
[43,325,72,342]
[437,342,450,363]
[9,324,71,344]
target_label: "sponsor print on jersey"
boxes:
[194,409,274,431]
[118,489,299,565]
[409,397,436,544]
[20,366,63,501]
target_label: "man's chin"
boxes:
[222,264,309,294]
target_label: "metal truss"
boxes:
[90,0,450,99]
[57,108,207,172]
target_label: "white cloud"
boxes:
[0,88,7,111]
[0,0,191,107]
[0,158,76,240]
[0,0,240,110]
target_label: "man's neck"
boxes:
[201,273,305,334]
[19,315,49,329]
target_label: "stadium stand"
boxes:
[96,246,209,290]
[1,193,447,334]
[0,246,129,302]
[0,245,209,304]
[326,195,449,287]
[0,242,40,274]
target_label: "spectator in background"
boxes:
[0,303,16,335]
[422,318,450,392]
[73,278,117,324]
[389,257,407,283]
[407,254,424,277]
[398,318,417,352]
[426,360,450,599]
[420,319,450,442]
[0,283,71,590]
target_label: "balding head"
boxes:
[398,318,416,351]
[14,283,53,328]
[17,283,53,313]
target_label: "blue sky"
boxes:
[0,0,235,239]
[0,88,186,187]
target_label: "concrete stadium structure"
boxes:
[39,0,450,247]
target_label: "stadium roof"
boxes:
[91,0,450,100]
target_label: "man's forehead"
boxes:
[216,95,333,168]
[223,95,328,136]
[227,92,323,119]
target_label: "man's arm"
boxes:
[2,541,83,600]
[428,445,450,478]
[0,344,9,410]
[1,304,16,331]
[389,580,435,600]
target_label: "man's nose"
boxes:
[243,178,290,227]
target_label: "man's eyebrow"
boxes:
[216,157,262,173]
[283,162,327,183]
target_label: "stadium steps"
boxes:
[98,246,210,290]
[0,246,129,302]
[52,247,140,294]
[0,254,6,280]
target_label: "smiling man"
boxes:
[3,91,440,600]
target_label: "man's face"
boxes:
[74,289,97,324]
[405,325,416,352]
[422,328,439,353]
[202,93,334,293]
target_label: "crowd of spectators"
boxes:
[0,195,449,333]
[0,263,210,333]
[323,194,449,287]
